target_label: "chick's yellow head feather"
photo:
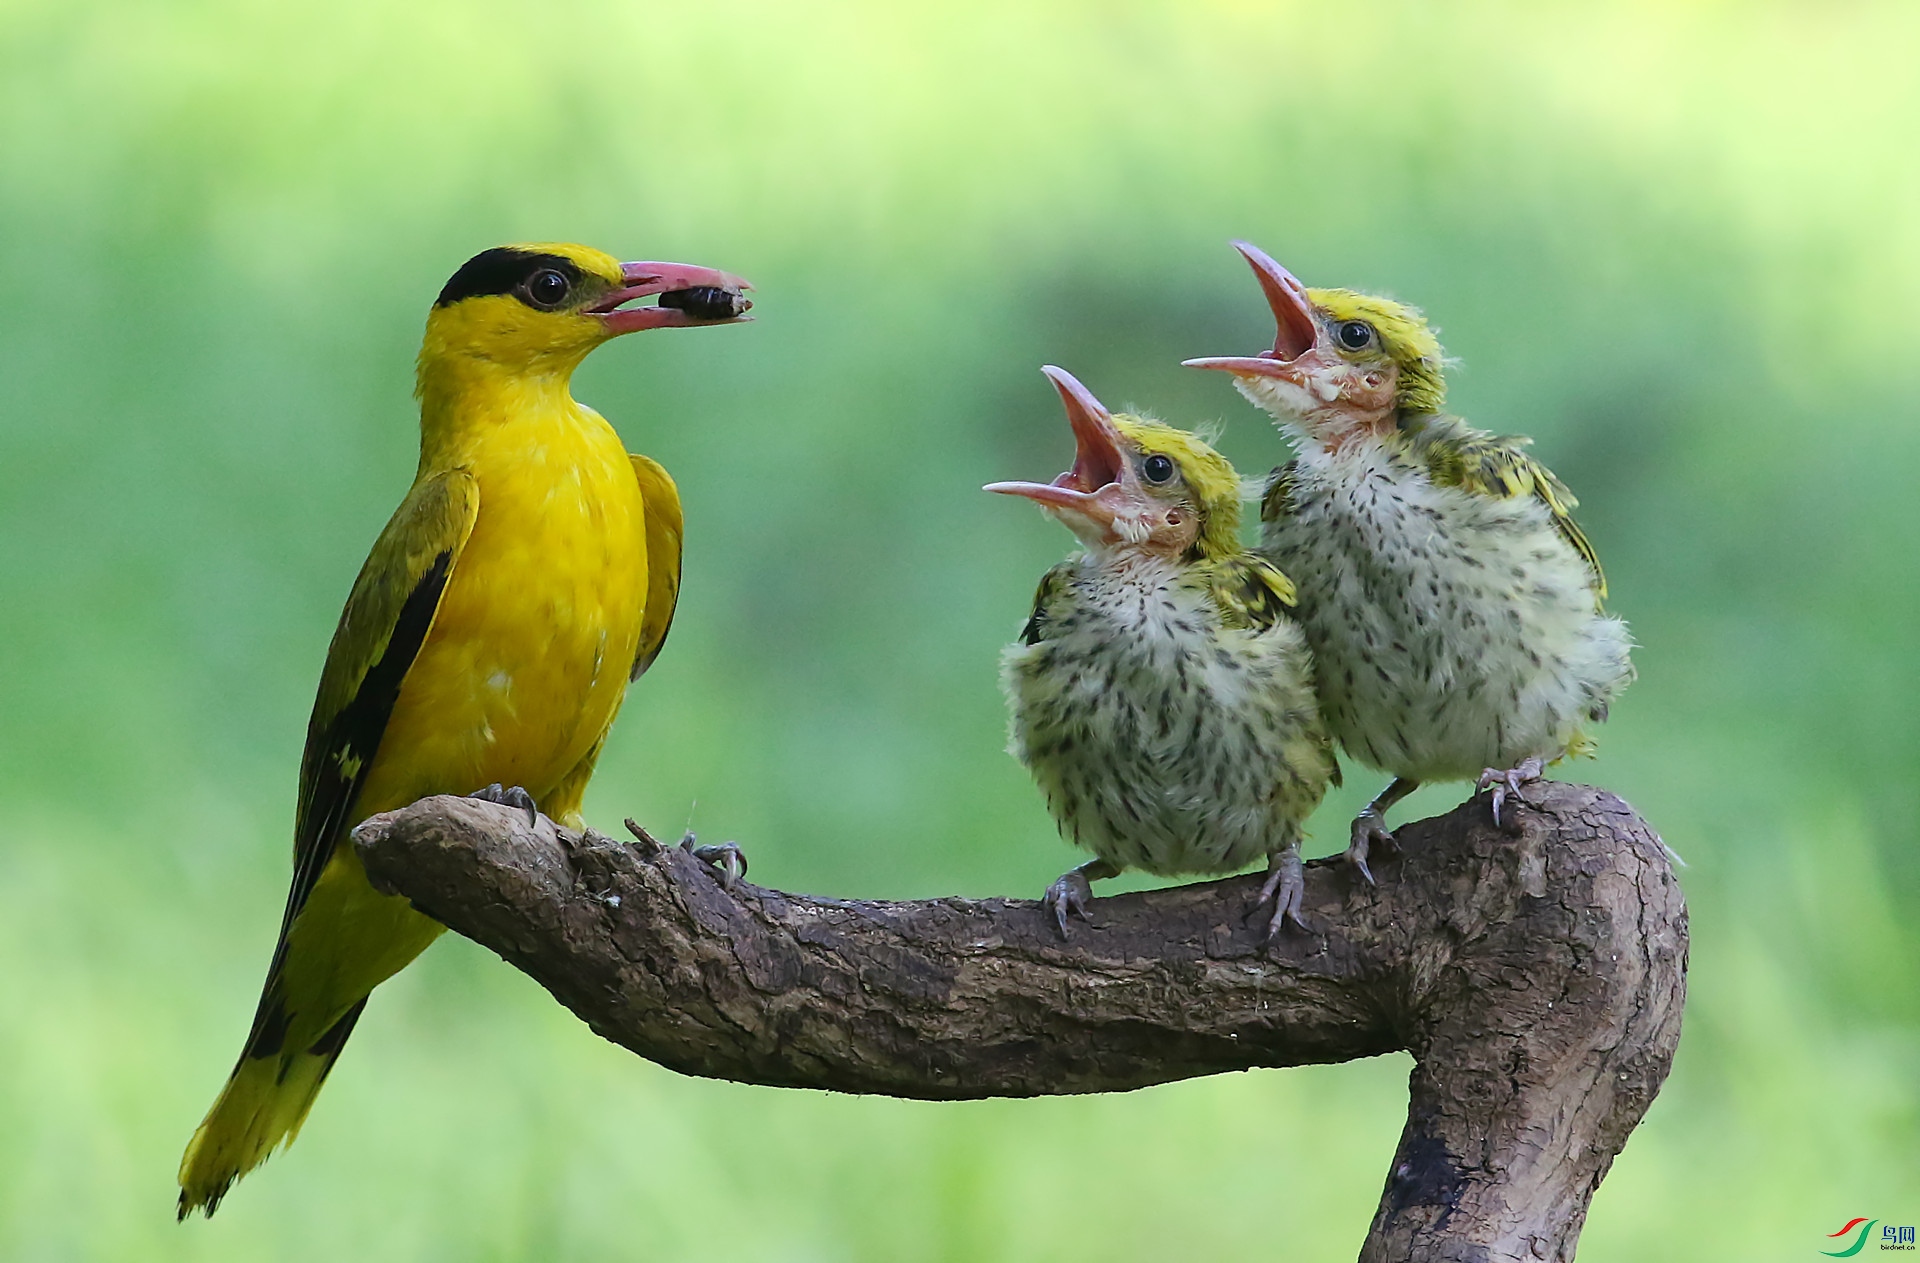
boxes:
[418,243,752,385]
[1306,288,1447,415]
[1110,416,1243,559]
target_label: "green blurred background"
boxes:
[2,0,1916,1257]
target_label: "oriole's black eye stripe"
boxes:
[1142,453,1176,484]
[1336,320,1375,351]
[435,248,588,309]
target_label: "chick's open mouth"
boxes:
[1057,434,1121,494]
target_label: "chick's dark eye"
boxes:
[1142,453,1176,484]
[1337,320,1374,351]
[526,269,570,309]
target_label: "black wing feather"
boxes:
[275,470,478,944]
[281,549,453,928]
[1020,564,1074,645]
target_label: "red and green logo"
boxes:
[1824,1219,1878,1257]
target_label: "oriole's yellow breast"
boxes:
[357,401,647,816]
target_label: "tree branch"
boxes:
[353,781,1685,1262]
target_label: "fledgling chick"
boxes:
[989,366,1338,940]
[1185,242,1634,880]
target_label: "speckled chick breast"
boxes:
[1002,556,1335,877]
[1261,441,1634,782]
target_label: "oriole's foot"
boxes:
[470,782,539,826]
[1255,846,1308,940]
[1042,858,1120,939]
[1344,810,1398,887]
[679,831,748,889]
[1477,757,1545,829]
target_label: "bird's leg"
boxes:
[679,831,748,890]
[1254,841,1308,940]
[1346,777,1419,886]
[1043,858,1121,939]
[1476,756,1545,830]
[469,782,539,827]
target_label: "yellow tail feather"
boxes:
[176,999,363,1220]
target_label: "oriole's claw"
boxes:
[622,817,664,853]
[470,782,539,827]
[1344,810,1397,887]
[1476,756,1545,829]
[1254,847,1309,940]
[680,831,748,890]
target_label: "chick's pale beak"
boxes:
[593,261,754,334]
[1181,240,1319,379]
[984,366,1132,527]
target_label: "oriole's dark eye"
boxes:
[1336,320,1375,351]
[525,269,571,309]
[1142,453,1176,484]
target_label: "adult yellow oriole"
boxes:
[177,243,749,1218]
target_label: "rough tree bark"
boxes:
[353,781,1685,1263]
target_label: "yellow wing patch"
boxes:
[1422,431,1607,602]
[1195,554,1342,791]
[628,454,684,679]
[1200,555,1299,632]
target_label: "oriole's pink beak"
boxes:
[984,366,1133,519]
[592,261,754,334]
[1181,240,1320,378]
